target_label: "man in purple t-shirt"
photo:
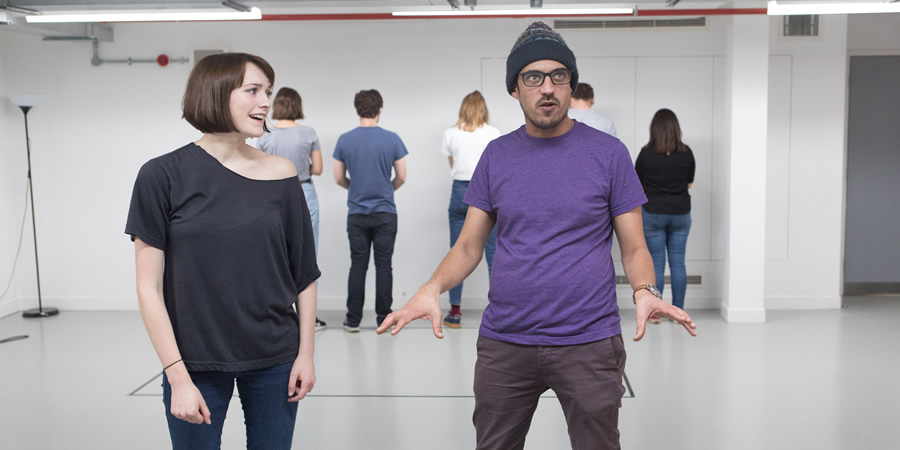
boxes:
[378,22,696,449]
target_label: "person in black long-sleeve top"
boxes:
[635,108,695,323]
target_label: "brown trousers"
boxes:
[473,334,627,450]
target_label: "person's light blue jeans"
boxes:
[162,361,298,450]
[448,180,497,306]
[301,181,319,253]
[641,209,691,310]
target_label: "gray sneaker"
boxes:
[315,317,327,332]
[342,321,360,333]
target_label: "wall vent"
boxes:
[555,17,706,30]
[616,275,703,286]
[193,49,225,64]
[783,15,819,37]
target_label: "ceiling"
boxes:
[2,0,749,14]
[0,0,769,34]
[0,0,792,41]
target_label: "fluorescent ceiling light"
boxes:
[392,7,634,17]
[767,1,900,15]
[26,7,262,23]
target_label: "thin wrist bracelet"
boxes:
[163,359,183,371]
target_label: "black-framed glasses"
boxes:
[519,69,573,87]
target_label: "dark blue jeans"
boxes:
[641,209,692,309]
[448,180,497,305]
[346,213,397,326]
[162,362,298,450]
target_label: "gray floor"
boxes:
[1,296,899,449]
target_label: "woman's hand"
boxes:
[169,379,211,424]
[288,354,316,402]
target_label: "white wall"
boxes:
[723,14,769,323]
[848,14,900,55]
[1,38,20,317]
[0,14,873,314]
[764,14,848,309]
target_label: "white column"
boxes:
[722,15,769,323]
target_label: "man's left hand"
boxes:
[633,291,697,341]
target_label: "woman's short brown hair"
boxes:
[271,87,304,121]
[182,53,275,134]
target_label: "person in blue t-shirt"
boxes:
[333,89,409,332]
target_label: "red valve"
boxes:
[157,54,170,67]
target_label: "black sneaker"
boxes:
[315,317,327,332]
[342,320,360,333]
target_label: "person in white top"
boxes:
[568,82,617,137]
[440,91,500,328]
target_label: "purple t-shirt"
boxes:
[465,122,647,346]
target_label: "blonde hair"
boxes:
[456,91,489,132]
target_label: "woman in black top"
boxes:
[126,53,320,449]
[635,109,695,322]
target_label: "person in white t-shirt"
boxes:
[568,82,617,137]
[439,91,500,328]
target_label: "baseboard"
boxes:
[1,295,778,314]
[843,283,900,296]
[0,299,20,319]
[10,297,139,312]
[766,295,842,310]
[318,295,490,311]
[617,295,722,310]
[316,296,349,311]
[315,295,730,312]
[62,298,139,311]
[719,304,766,323]
[5,297,463,314]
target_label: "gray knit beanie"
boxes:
[506,21,578,94]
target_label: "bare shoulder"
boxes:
[252,147,297,179]
[266,153,298,179]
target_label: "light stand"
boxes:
[8,93,58,318]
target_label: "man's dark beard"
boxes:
[531,114,565,130]
[525,95,566,129]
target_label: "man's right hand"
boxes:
[376,283,444,338]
